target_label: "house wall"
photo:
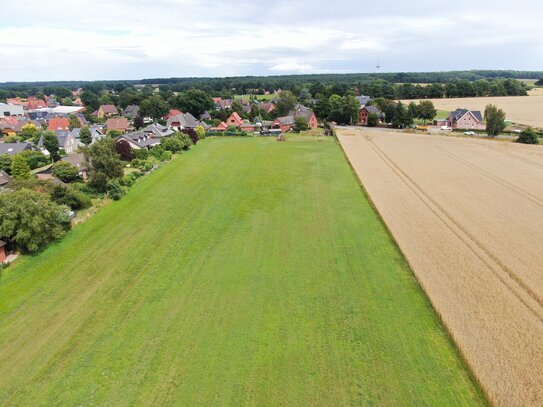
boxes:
[451,113,486,130]
[0,246,6,263]
[308,113,318,128]
[359,108,369,125]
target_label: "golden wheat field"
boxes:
[337,127,543,407]
[402,88,543,128]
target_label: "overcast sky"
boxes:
[0,0,541,82]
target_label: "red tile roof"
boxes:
[106,117,129,132]
[48,117,70,131]
[164,109,183,119]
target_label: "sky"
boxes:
[0,0,542,82]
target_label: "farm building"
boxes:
[359,106,383,125]
[447,109,486,130]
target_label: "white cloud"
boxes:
[0,0,542,81]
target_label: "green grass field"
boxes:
[0,137,486,406]
[233,94,278,101]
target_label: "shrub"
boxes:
[52,161,80,183]
[106,180,125,200]
[50,185,92,210]
[132,148,149,160]
[294,116,309,132]
[149,146,172,162]
[0,189,71,252]
[516,128,539,144]
[10,154,33,180]
[367,113,378,127]
[18,150,50,170]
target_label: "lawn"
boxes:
[233,93,278,101]
[0,137,486,406]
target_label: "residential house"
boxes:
[291,104,318,128]
[166,113,200,130]
[216,99,234,110]
[0,142,34,156]
[38,131,83,154]
[271,116,296,133]
[61,153,87,180]
[200,111,211,121]
[355,95,372,106]
[0,103,25,118]
[272,105,319,132]
[226,112,244,127]
[48,117,71,131]
[359,106,383,125]
[106,117,130,133]
[71,126,105,144]
[117,132,160,150]
[164,109,183,120]
[259,102,276,114]
[26,97,47,110]
[142,123,174,139]
[447,109,486,130]
[96,104,119,118]
[122,105,140,119]
[209,122,228,132]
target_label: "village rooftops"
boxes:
[0,142,34,156]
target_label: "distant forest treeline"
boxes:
[0,70,540,101]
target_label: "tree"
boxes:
[83,137,124,192]
[535,78,543,86]
[134,116,144,130]
[171,89,213,117]
[79,126,92,145]
[0,154,12,173]
[107,129,123,138]
[18,150,49,169]
[313,96,331,120]
[19,123,39,142]
[52,161,80,182]
[367,113,378,127]
[0,189,71,252]
[42,131,61,161]
[195,125,206,140]
[68,114,81,130]
[516,128,539,144]
[275,91,297,116]
[484,104,506,137]
[10,154,33,180]
[61,97,73,106]
[418,100,437,123]
[139,95,170,120]
[341,95,360,124]
[294,116,309,132]
[116,139,133,161]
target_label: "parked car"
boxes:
[464,131,475,135]
[440,126,452,131]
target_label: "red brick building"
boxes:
[359,106,383,125]
[48,117,70,131]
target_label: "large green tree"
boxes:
[484,104,506,137]
[83,137,124,192]
[275,91,297,116]
[139,95,170,120]
[79,126,93,145]
[0,189,70,252]
[516,127,539,144]
[171,89,213,117]
[42,131,61,161]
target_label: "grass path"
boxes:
[0,137,486,406]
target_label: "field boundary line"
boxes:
[335,133,490,405]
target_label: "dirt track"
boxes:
[337,128,543,407]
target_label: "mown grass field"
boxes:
[0,137,485,406]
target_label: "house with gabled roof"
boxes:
[142,123,174,139]
[226,112,244,127]
[166,113,200,130]
[48,117,71,131]
[447,108,486,130]
[122,105,140,119]
[106,117,130,133]
[38,131,83,154]
[96,104,119,118]
[0,142,35,156]
[359,105,383,125]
